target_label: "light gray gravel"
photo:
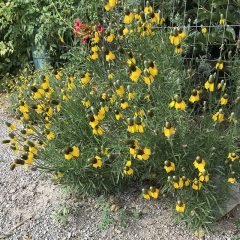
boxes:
[0,94,239,240]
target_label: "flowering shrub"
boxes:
[3,1,240,231]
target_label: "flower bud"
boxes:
[164,160,171,167]
[196,156,202,163]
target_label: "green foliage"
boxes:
[97,196,113,230]
[3,0,240,232]
[97,196,141,230]
[0,0,102,83]
[51,204,71,224]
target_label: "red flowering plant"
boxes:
[73,18,103,44]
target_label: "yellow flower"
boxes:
[129,65,141,82]
[140,22,153,37]
[19,102,29,113]
[91,44,99,53]
[172,176,184,189]
[46,107,53,117]
[81,72,91,85]
[192,179,202,190]
[134,117,144,133]
[219,15,225,25]
[143,193,150,200]
[220,94,228,105]
[142,189,151,200]
[53,171,63,180]
[201,27,207,33]
[193,156,206,172]
[64,146,80,160]
[127,119,136,133]
[116,85,125,97]
[216,61,224,70]
[106,33,115,43]
[175,45,183,54]
[6,122,16,131]
[63,94,70,101]
[149,12,160,23]
[217,81,226,92]
[101,93,108,101]
[120,99,129,109]
[178,30,186,40]
[104,3,111,11]
[164,160,175,173]
[110,94,116,104]
[189,89,200,103]
[108,72,114,79]
[143,74,154,85]
[169,97,186,110]
[95,106,108,121]
[23,112,30,121]
[41,76,50,89]
[101,147,110,156]
[212,109,224,123]
[124,10,134,24]
[26,128,34,134]
[27,141,38,155]
[199,169,209,182]
[115,110,123,120]
[183,176,191,187]
[93,125,104,136]
[127,139,139,155]
[118,26,129,37]
[169,34,181,46]
[228,152,239,161]
[146,61,158,76]
[128,91,136,100]
[45,87,54,99]
[126,52,136,65]
[92,156,102,168]
[204,75,214,92]
[105,50,115,61]
[135,12,141,21]
[109,0,116,7]
[8,133,17,142]
[82,98,91,108]
[228,177,236,184]
[134,109,145,117]
[144,3,153,14]
[90,51,98,60]
[163,122,176,138]
[46,130,55,140]
[54,70,62,80]
[21,152,34,165]
[92,32,100,44]
[135,122,144,133]
[33,88,45,99]
[124,161,134,175]
[176,201,186,213]
[136,147,151,160]
[32,104,45,114]
[148,187,160,199]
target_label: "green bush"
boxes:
[3,0,240,232]
[0,0,103,85]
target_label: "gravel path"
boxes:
[0,94,238,240]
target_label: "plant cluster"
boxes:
[0,0,102,84]
[2,0,240,231]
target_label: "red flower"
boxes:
[97,23,103,33]
[74,18,89,37]
[81,35,90,43]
